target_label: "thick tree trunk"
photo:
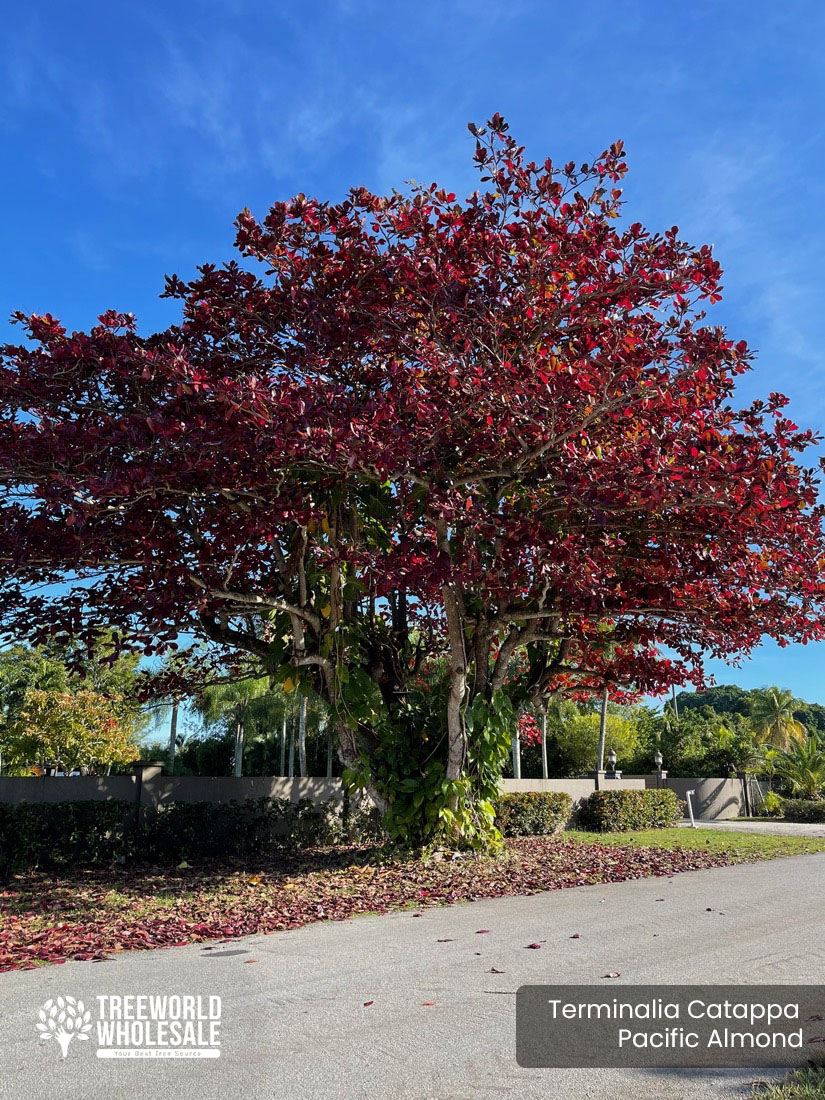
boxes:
[279,713,287,776]
[333,717,389,815]
[442,584,468,782]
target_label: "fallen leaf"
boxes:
[490,967,505,974]
[526,943,542,949]
[476,929,491,934]
[436,938,453,943]
[421,1001,436,1006]
[570,933,581,939]
[602,972,621,979]
[363,1001,374,1007]
[243,959,257,964]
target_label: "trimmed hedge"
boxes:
[495,791,573,836]
[0,797,342,875]
[0,800,134,877]
[580,789,684,831]
[778,798,825,824]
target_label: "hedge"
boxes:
[495,791,573,836]
[0,797,342,876]
[580,789,684,831]
[778,798,825,824]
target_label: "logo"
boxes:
[36,996,93,1058]
[35,993,222,1059]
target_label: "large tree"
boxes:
[2,116,824,842]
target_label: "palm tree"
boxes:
[774,734,825,800]
[749,687,806,750]
[193,674,276,777]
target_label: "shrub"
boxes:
[761,790,784,817]
[0,796,343,875]
[495,791,573,836]
[580,789,684,831]
[0,800,135,876]
[778,798,825,823]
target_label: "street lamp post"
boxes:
[654,749,667,789]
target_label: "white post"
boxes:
[686,790,697,828]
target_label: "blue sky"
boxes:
[1,1,824,701]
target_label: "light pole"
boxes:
[605,747,621,780]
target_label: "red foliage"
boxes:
[0,839,739,972]
[1,114,823,742]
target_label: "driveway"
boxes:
[688,819,825,837]
[2,853,824,1100]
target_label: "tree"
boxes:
[773,734,825,800]
[750,687,807,750]
[2,116,824,844]
[7,688,138,773]
[0,639,146,774]
[191,673,276,777]
[553,711,639,776]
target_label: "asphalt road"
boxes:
[2,853,824,1100]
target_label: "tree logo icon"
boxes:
[36,996,93,1057]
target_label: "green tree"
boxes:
[750,687,807,750]
[554,712,639,775]
[773,734,825,800]
[8,688,138,773]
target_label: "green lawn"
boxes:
[568,827,825,860]
[753,1067,825,1098]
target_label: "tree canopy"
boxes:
[2,116,824,841]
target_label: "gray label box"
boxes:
[516,985,825,1068]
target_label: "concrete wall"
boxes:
[500,778,645,796]
[145,776,344,808]
[659,777,745,821]
[0,775,137,804]
[0,773,744,819]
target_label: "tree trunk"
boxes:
[279,713,287,777]
[512,728,522,779]
[233,704,244,777]
[167,701,178,774]
[288,706,295,778]
[324,719,333,778]
[540,704,548,780]
[596,686,609,778]
[298,695,307,777]
[442,584,468,782]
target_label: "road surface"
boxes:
[2,853,824,1100]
